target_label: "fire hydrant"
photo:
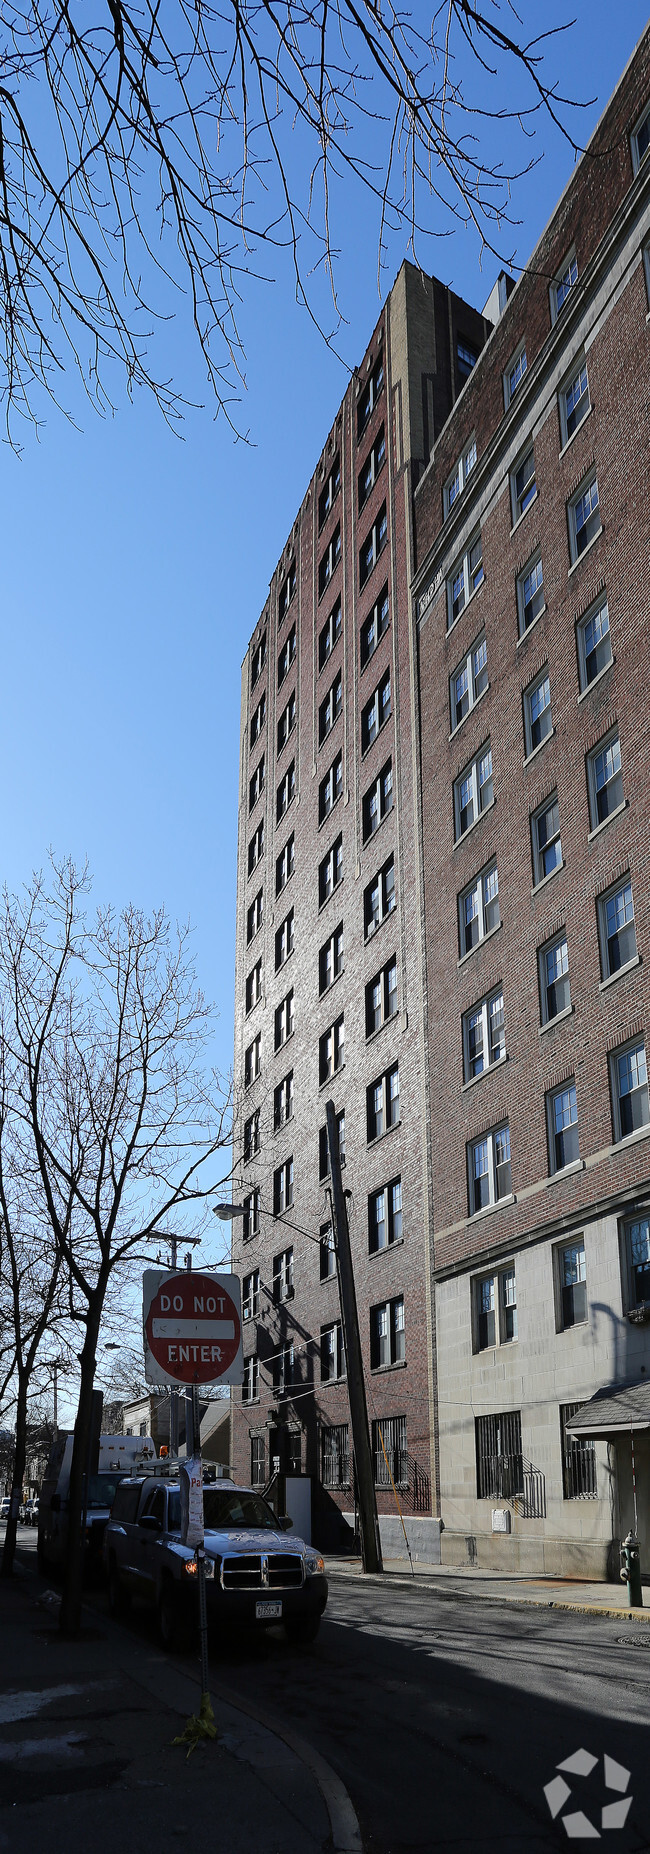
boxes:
[620,1531,643,1608]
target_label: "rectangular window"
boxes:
[457,338,478,381]
[463,988,505,1081]
[275,908,294,971]
[319,751,343,824]
[517,554,544,636]
[632,100,650,173]
[362,758,393,842]
[532,794,562,885]
[242,1355,259,1403]
[244,1033,261,1088]
[319,522,341,599]
[357,351,384,437]
[273,1245,294,1300]
[359,425,386,510]
[319,923,344,994]
[245,960,262,1014]
[321,1321,345,1382]
[251,632,266,688]
[246,889,263,943]
[319,1014,345,1085]
[539,931,570,1024]
[362,670,391,753]
[368,1177,402,1253]
[277,690,296,755]
[319,1110,345,1180]
[273,1159,294,1217]
[322,1423,349,1488]
[319,598,342,672]
[611,1040,650,1141]
[278,622,296,686]
[474,1265,517,1350]
[359,502,388,589]
[560,359,590,446]
[444,436,477,517]
[243,1190,260,1241]
[274,1344,294,1395]
[458,861,500,957]
[367,1063,400,1142]
[568,474,601,562]
[242,1269,260,1321]
[318,454,341,529]
[548,1082,580,1174]
[276,759,296,824]
[475,1411,523,1500]
[624,1214,650,1310]
[372,1414,407,1489]
[360,585,390,669]
[365,956,398,1036]
[320,1221,336,1281]
[551,249,578,321]
[557,1238,587,1328]
[447,533,483,628]
[524,670,552,756]
[318,833,343,907]
[561,1404,597,1499]
[450,632,488,730]
[587,730,623,828]
[251,1434,265,1486]
[278,561,296,622]
[364,855,395,939]
[273,1069,294,1130]
[250,691,266,748]
[276,832,295,896]
[243,1109,261,1162]
[249,753,265,811]
[577,595,612,690]
[370,1296,405,1369]
[511,445,536,524]
[504,342,527,406]
[454,742,493,838]
[598,878,637,979]
[319,671,343,745]
[274,989,294,1050]
[468,1124,511,1214]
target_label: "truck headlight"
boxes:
[304,1553,325,1577]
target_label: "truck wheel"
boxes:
[158,1581,191,1653]
[285,1614,321,1646]
[108,1564,131,1619]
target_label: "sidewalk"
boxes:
[0,1567,359,1854]
[324,1555,650,1621]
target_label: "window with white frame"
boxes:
[321,1320,345,1381]
[359,502,388,588]
[276,759,296,823]
[274,1070,294,1130]
[251,1435,265,1486]
[504,342,527,407]
[319,1110,345,1180]
[524,669,552,756]
[242,1269,260,1321]
[444,435,477,516]
[360,585,390,669]
[251,632,266,688]
[319,751,343,824]
[357,350,384,436]
[468,1124,511,1214]
[450,632,488,732]
[319,671,342,745]
[557,1238,587,1328]
[319,923,344,995]
[247,819,264,876]
[243,1189,260,1240]
[560,358,590,446]
[362,759,393,842]
[517,553,545,636]
[475,1411,523,1500]
[367,1063,399,1141]
[511,444,536,524]
[623,1213,650,1310]
[368,1177,402,1252]
[319,1014,345,1085]
[458,861,500,957]
[644,239,650,304]
[631,100,650,174]
[249,753,265,811]
[611,1039,650,1141]
[587,730,623,829]
[463,988,505,1081]
[277,690,296,754]
[447,533,484,628]
[245,960,262,1014]
[454,742,493,839]
[242,1354,259,1402]
[319,833,343,907]
[373,1414,407,1488]
[273,1245,294,1300]
[359,426,386,511]
[243,1108,261,1161]
[474,1264,517,1350]
[320,1221,336,1281]
[362,669,391,752]
[598,878,637,980]
[532,793,562,886]
[577,595,612,690]
[551,248,578,321]
[322,1423,349,1487]
[278,561,296,621]
[364,855,396,939]
[370,1296,405,1369]
[547,1081,580,1174]
[274,989,294,1050]
[319,598,342,672]
[568,474,601,563]
[319,522,341,598]
[276,832,295,896]
[275,909,294,971]
[247,889,263,943]
[250,691,266,748]
[244,1033,261,1087]
[539,931,570,1025]
[318,454,341,529]
[273,1158,294,1217]
[365,956,398,1036]
[278,622,296,686]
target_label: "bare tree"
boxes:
[0,856,230,1632]
[0,0,587,439]
[0,1202,70,1577]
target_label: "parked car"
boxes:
[19,1499,33,1524]
[0,1497,10,1521]
[30,1499,39,1528]
[103,1472,327,1651]
[38,1432,155,1573]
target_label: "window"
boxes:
[273,1245,294,1300]
[319,923,344,994]
[319,522,341,598]
[475,1411,523,1500]
[365,956,398,1037]
[598,878,637,979]
[275,833,295,897]
[319,1014,345,1085]
[277,690,296,755]
[511,445,536,524]
[320,1221,336,1281]
[319,671,343,745]
[611,1039,650,1141]
[444,437,477,517]
[319,598,342,671]
[372,1415,407,1488]
[279,561,296,621]
[458,861,500,956]
[362,758,393,842]
[557,1238,587,1327]
[524,670,552,756]
[278,622,296,686]
[532,794,562,886]
[243,1109,261,1162]
[357,350,384,437]
[276,759,296,824]
[474,1265,517,1350]
[457,338,478,381]
[587,730,623,829]
[517,554,544,636]
[249,753,265,811]
[319,454,341,529]
[251,1435,265,1487]
[360,585,389,669]
[319,833,343,907]
[251,632,266,688]
[275,909,294,971]
[243,1190,260,1241]
[368,1177,402,1252]
[551,249,578,321]
[561,1404,597,1499]
[242,1269,260,1321]
[359,426,386,510]
[539,932,570,1025]
[364,855,395,939]
[273,1159,294,1217]
[450,633,488,730]
[623,1214,650,1310]
[632,99,650,173]
[274,989,294,1050]
[321,1321,345,1381]
[246,889,263,943]
[468,1124,511,1213]
[548,1082,580,1174]
[319,751,343,823]
[319,1110,345,1180]
[568,474,601,562]
[454,742,493,839]
[361,670,391,753]
[447,533,483,628]
[273,1069,294,1130]
[244,1033,261,1088]
[463,988,505,1081]
[250,692,266,748]
[359,502,387,588]
[245,960,262,1013]
[504,342,527,406]
[560,359,590,446]
[367,1063,400,1141]
[322,1423,349,1488]
[242,1355,259,1403]
[370,1296,405,1369]
[577,595,612,690]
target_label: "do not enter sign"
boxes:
[143,1269,243,1387]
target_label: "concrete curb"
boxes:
[325,1564,650,1625]
[210,1680,364,1854]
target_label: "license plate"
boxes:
[256,1600,282,1620]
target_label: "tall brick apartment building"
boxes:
[232,27,650,1571]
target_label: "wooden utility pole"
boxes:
[326,1099,383,1575]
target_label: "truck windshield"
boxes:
[203,1490,278,1530]
[87,1472,126,1509]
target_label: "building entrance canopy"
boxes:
[565,1381,650,1440]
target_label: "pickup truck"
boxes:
[103,1474,328,1650]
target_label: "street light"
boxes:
[214,1203,245,1220]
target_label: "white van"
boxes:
[38,1432,156,1573]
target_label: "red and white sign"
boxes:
[143,1270,243,1387]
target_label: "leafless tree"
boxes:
[0,0,587,439]
[0,856,230,1631]
[0,1201,71,1577]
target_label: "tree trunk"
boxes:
[59,1309,101,1635]
[0,1369,28,1578]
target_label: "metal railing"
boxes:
[477,1451,546,1519]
